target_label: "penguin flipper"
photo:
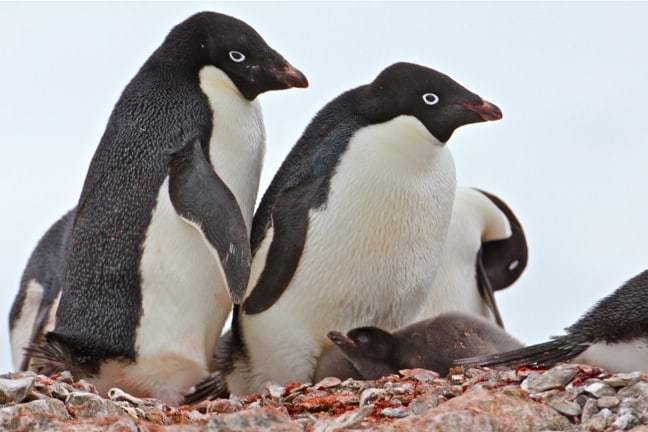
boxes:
[169,138,251,305]
[476,247,505,328]
[242,175,326,314]
[453,335,589,369]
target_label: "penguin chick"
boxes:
[9,209,74,371]
[216,62,502,395]
[26,11,307,406]
[417,187,528,327]
[314,312,523,381]
[454,269,648,373]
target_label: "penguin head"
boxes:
[164,12,308,100]
[357,62,502,143]
[327,327,397,379]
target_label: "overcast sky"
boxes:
[1,2,647,374]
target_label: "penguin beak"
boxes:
[463,100,502,121]
[327,331,355,349]
[271,63,309,88]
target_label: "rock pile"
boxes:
[1,364,646,431]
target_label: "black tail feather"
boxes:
[183,372,229,404]
[24,337,68,376]
[453,336,590,369]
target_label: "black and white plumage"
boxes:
[417,187,527,327]
[25,11,307,405]
[9,209,75,371]
[196,62,503,396]
[454,269,648,373]
[314,312,523,382]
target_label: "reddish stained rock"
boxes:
[386,387,570,432]
[206,406,302,431]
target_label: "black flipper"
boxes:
[476,247,505,328]
[453,335,589,369]
[242,175,325,314]
[169,138,251,304]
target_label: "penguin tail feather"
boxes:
[453,336,589,369]
[23,337,68,376]
[183,371,230,404]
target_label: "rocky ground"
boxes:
[1,364,647,431]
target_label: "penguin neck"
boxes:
[352,115,447,170]
[198,65,265,232]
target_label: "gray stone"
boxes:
[597,396,620,409]
[314,377,341,389]
[584,381,617,398]
[66,391,127,418]
[582,414,609,432]
[521,364,580,393]
[549,400,581,417]
[381,407,410,418]
[0,376,35,404]
[604,372,643,388]
[618,381,648,399]
[206,406,302,431]
[612,413,638,430]
[410,394,439,414]
[311,405,373,432]
[0,398,69,429]
[581,397,599,422]
[387,388,570,431]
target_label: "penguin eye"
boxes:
[357,334,369,344]
[229,51,246,63]
[422,93,440,106]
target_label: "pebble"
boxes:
[604,372,643,388]
[597,396,620,409]
[612,413,638,430]
[549,400,582,417]
[380,407,410,418]
[581,397,599,422]
[618,381,648,399]
[585,381,617,398]
[410,394,438,414]
[521,364,580,393]
[0,376,35,404]
[315,377,341,389]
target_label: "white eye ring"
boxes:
[422,93,440,105]
[229,51,246,63]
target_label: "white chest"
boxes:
[199,66,265,231]
[237,116,457,393]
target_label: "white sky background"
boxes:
[1,2,648,374]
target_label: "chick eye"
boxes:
[229,51,246,63]
[508,260,520,271]
[357,334,369,344]
[422,93,440,105]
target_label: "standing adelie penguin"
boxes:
[417,187,528,327]
[211,62,502,396]
[9,209,75,371]
[26,12,307,405]
[314,312,524,381]
[454,269,648,373]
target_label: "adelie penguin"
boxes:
[197,62,502,397]
[417,187,528,327]
[9,209,74,371]
[454,269,648,373]
[24,12,307,405]
[314,312,524,382]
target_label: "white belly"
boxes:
[578,340,648,373]
[118,178,231,404]
[236,116,456,394]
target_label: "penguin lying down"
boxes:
[314,312,523,381]
[454,269,648,373]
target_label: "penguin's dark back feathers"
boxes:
[250,89,369,253]
[566,269,648,343]
[54,34,213,362]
